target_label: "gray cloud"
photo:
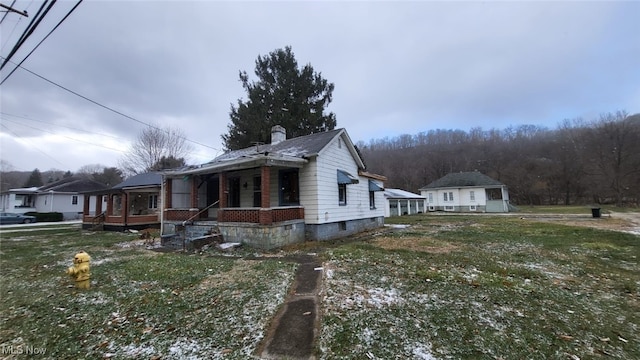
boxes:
[1,1,638,173]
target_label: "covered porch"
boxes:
[162,158,307,249]
[82,188,161,231]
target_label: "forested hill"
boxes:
[357,111,640,206]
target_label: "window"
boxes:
[428,193,433,203]
[71,195,78,205]
[148,194,158,209]
[470,191,475,202]
[112,195,122,216]
[469,205,477,211]
[449,192,454,201]
[279,169,299,205]
[338,184,347,205]
[443,193,448,201]
[253,176,262,207]
[369,191,375,209]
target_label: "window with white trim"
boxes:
[338,184,347,205]
[71,195,78,205]
[470,191,475,202]
[148,194,158,209]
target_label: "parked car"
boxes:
[0,212,37,224]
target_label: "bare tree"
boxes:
[118,125,193,176]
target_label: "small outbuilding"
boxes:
[419,171,510,213]
[384,188,425,217]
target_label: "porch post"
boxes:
[190,176,198,208]
[106,194,113,216]
[122,193,128,221]
[261,166,270,208]
[165,178,172,209]
[259,166,273,225]
[219,173,227,208]
[83,195,90,216]
[95,194,103,215]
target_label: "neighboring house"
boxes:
[161,125,387,249]
[420,171,510,213]
[384,188,426,217]
[81,173,162,231]
[0,187,38,214]
[0,177,108,220]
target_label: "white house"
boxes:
[419,171,510,213]
[161,126,387,249]
[384,188,425,217]
[0,187,38,214]
[0,177,109,220]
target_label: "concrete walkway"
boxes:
[259,255,322,359]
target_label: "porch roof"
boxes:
[164,153,308,176]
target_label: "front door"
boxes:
[228,177,240,207]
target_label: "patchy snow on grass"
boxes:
[168,337,203,360]
[409,343,438,360]
[74,291,110,305]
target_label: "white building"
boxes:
[0,177,108,220]
[162,126,387,249]
[420,171,510,213]
[384,188,425,217]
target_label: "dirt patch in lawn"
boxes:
[372,236,459,253]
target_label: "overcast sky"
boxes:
[1,0,638,174]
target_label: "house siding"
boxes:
[306,134,385,224]
[423,186,509,212]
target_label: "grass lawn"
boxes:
[319,215,639,359]
[1,215,639,359]
[0,227,296,359]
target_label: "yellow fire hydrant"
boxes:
[66,251,91,289]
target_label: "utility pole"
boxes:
[0,2,28,18]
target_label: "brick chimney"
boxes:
[271,125,286,145]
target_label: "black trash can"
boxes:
[591,208,601,218]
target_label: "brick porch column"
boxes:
[106,194,113,216]
[164,179,172,209]
[95,194,102,214]
[219,173,227,208]
[121,193,128,220]
[190,176,198,208]
[83,195,90,216]
[261,166,270,208]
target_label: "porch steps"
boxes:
[161,224,222,251]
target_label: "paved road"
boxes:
[0,220,81,234]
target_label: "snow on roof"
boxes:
[384,188,425,199]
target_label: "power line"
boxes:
[0,122,70,168]
[0,57,221,153]
[0,111,124,141]
[0,116,126,153]
[0,0,18,24]
[0,0,53,71]
[0,0,82,85]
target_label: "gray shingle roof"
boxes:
[420,171,504,190]
[38,177,109,192]
[208,128,344,163]
[112,173,162,189]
